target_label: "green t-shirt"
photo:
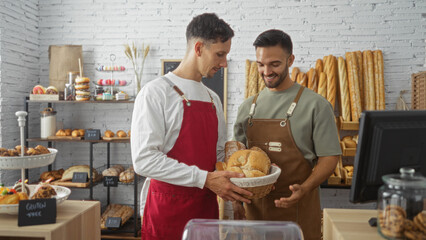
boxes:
[233,83,342,166]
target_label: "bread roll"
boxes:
[315,59,323,73]
[245,59,251,99]
[345,52,362,122]
[362,50,376,110]
[105,130,114,138]
[72,130,79,137]
[35,145,49,154]
[102,167,120,177]
[248,61,258,97]
[297,72,307,87]
[326,56,337,109]
[116,130,127,138]
[127,130,131,137]
[56,129,66,136]
[344,139,357,148]
[119,168,135,183]
[337,57,351,121]
[225,141,246,163]
[78,129,85,137]
[226,149,271,178]
[64,129,72,136]
[291,67,300,82]
[355,51,364,110]
[318,72,327,98]
[374,50,385,110]
[307,68,318,92]
[15,145,28,156]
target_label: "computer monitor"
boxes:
[349,110,426,203]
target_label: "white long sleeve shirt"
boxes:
[131,72,226,215]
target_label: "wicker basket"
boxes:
[412,71,426,109]
[230,165,281,199]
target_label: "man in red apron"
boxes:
[233,30,342,240]
[131,13,252,240]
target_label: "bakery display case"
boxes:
[24,98,141,238]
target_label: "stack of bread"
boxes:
[75,76,91,101]
[0,145,49,157]
[102,165,135,183]
[100,204,133,229]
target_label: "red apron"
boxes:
[141,78,219,240]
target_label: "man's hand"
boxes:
[205,171,252,203]
[274,184,305,208]
[232,201,246,220]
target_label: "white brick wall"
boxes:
[0,0,425,210]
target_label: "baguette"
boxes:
[315,59,324,73]
[318,72,327,99]
[345,52,362,122]
[248,61,258,97]
[374,50,385,110]
[291,67,300,82]
[297,72,307,87]
[355,51,364,110]
[258,70,265,92]
[326,56,337,109]
[362,50,376,110]
[307,68,318,92]
[337,57,351,121]
[245,60,251,99]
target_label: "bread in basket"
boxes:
[217,141,281,199]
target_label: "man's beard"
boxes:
[262,65,289,89]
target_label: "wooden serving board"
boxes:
[48,136,82,140]
[102,136,130,141]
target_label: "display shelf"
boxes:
[101,216,141,236]
[27,138,130,143]
[340,142,356,157]
[26,99,134,104]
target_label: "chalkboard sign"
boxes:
[72,172,88,183]
[103,176,118,187]
[18,198,56,226]
[84,129,100,140]
[105,217,122,229]
[161,59,228,121]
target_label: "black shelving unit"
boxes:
[24,97,140,237]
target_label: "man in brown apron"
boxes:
[233,30,342,240]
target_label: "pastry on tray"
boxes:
[31,183,57,199]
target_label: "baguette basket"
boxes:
[230,165,281,199]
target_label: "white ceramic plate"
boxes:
[0,184,71,215]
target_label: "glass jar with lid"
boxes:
[377,168,426,239]
[40,107,57,139]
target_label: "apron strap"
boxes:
[161,76,191,106]
[248,94,259,126]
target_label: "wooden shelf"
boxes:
[340,142,356,156]
[27,138,130,143]
[26,99,134,104]
[337,116,359,131]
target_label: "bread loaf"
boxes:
[56,129,66,136]
[318,72,327,98]
[355,51,364,110]
[326,56,337,109]
[374,50,385,110]
[226,148,271,178]
[100,204,134,229]
[116,130,127,138]
[258,70,265,92]
[71,130,79,137]
[104,130,114,138]
[362,50,376,110]
[337,57,351,122]
[345,52,362,122]
[297,72,307,87]
[245,60,251,99]
[291,67,300,82]
[225,141,246,163]
[315,59,323,73]
[61,165,98,181]
[248,61,259,97]
[119,168,135,183]
[64,129,72,136]
[307,68,318,92]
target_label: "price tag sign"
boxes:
[105,217,122,229]
[72,172,88,183]
[84,129,100,140]
[103,176,118,187]
[18,198,56,226]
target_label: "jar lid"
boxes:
[382,168,426,188]
[40,107,56,116]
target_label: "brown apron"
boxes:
[245,86,321,240]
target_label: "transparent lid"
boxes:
[382,168,426,188]
[182,219,303,240]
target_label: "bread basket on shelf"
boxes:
[230,165,281,199]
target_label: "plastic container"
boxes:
[377,168,426,239]
[182,219,303,240]
[40,107,56,139]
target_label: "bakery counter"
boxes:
[323,208,382,240]
[0,200,100,240]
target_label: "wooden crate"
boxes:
[340,142,356,157]
[328,157,343,185]
[337,116,359,131]
[412,71,426,109]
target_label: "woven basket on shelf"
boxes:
[230,165,281,199]
[412,71,426,110]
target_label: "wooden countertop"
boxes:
[0,200,100,240]
[323,208,382,240]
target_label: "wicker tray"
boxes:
[230,165,281,199]
[0,148,58,169]
[412,71,426,110]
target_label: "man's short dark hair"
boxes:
[186,13,234,43]
[253,29,293,55]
